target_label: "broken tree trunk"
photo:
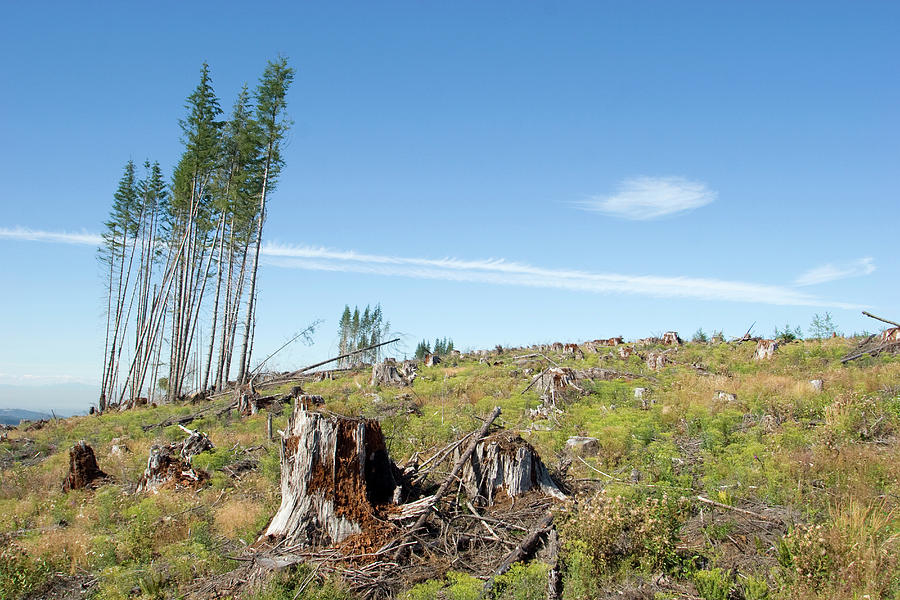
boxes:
[136,426,214,493]
[460,431,566,505]
[754,339,778,360]
[537,368,582,404]
[62,441,109,492]
[263,407,401,548]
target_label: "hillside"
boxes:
[0,409,51,426]
[0,383,97,416]
[1,336,898,599]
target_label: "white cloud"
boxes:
[0,226,102,246]
[578,176,716,220]
[795,257,876,286]
[0,225,863,309]
[261,241,862,309]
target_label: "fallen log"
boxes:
[546,528,562,600]
[840,340,900,363]
[482,512,554,596]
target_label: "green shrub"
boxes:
[740,574,769,600]
[0,544,53,599]
[692,568,732,600]
[493,561,548,600]
[559,492,688,577]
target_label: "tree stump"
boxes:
[371,359,417,386]
[62,441,109,492]
[460,431,565,505]
[754,339,778,360]
[263,407,401,548]
[136,427,213,493]
[537,367,582,404]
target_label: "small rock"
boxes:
[633,387,647,398]
[714,390,737,402]
[630,468,642,483]
[809,379,824,392]
[109,437,130,457]
[565,436,600,455]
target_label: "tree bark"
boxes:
[262,407,401,548]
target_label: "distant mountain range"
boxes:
[0,383,96,418]
[0,408,52,425]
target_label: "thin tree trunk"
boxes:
[237,151,271,383]
[203,211,227,392]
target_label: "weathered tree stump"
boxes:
[136,427,213,493]
[537,367,583,404]
[646,351,669,370]
[263,407,401,548]
[62,441,109,492]
[371,359,417,386]
[754,339,778,360]
[460,431,565,505]
[661,331,682,345]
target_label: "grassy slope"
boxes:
[1,338,898,599]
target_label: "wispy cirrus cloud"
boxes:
[0,226,102,245]
[0,225,864,309]
[577,176,716,220]
[260,241,862,309]
[795,257,876,286]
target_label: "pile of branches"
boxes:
[841,312,900,363]
[195,407,567,599]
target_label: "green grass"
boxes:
[1,339,899,598]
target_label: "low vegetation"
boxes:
[1,335,899,598]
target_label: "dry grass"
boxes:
[214,496,267,540]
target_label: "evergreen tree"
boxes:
[415,340,431,359]
[237,57,294,382]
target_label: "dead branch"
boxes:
[482,512,554,596]
[862,311,900,328]
[285,338,400,379]
[392,406,502,560]
[840,340,900,364]
[695,495,780,523]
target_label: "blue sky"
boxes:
[0,1,897,403]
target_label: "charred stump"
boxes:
[62,441,109,492]
[263,407,401,548]
[460,431,565,505]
